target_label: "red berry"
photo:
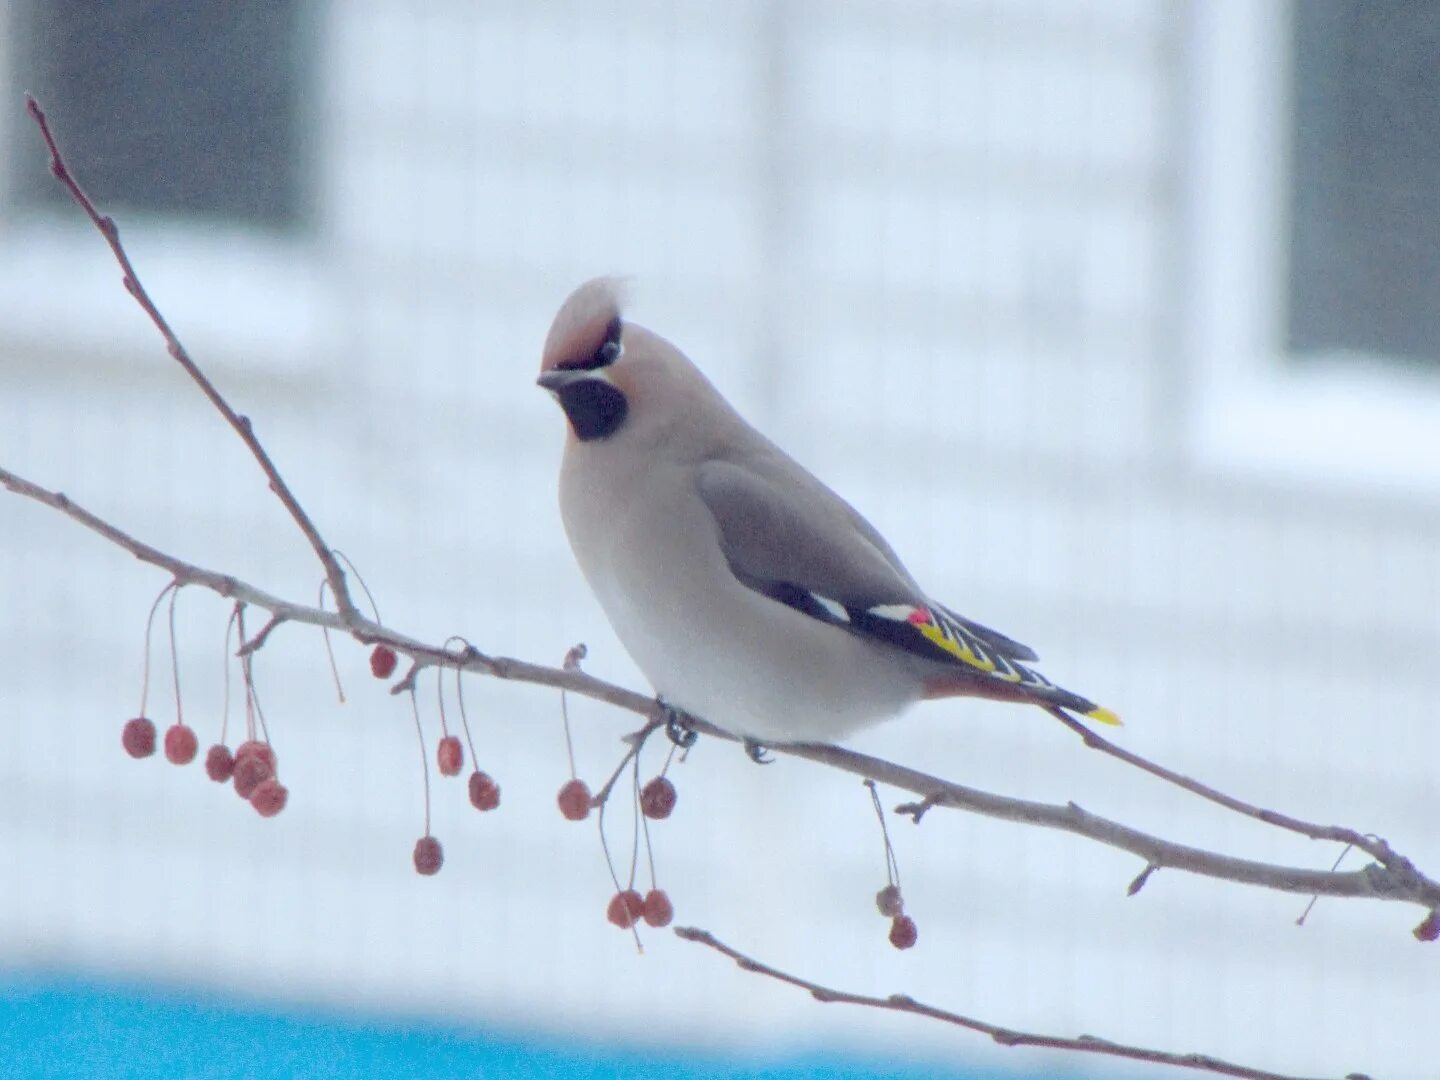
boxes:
[234,740,276,774]
[642,889,674,927]
[370,645,398,679]
[437,735,463,777]
[557,779,592,821]
[204,744,235,782]
[889,915,918,950]
[232,753,273,800]
[121,717,156,759]
[606,889,645,929]
[163,723,198,765]
[413,835,443,875]
[468,770,500,811]
[875,884,904,918]
[640,776,677,820]
[250,779,289,817]
[1415,910,1440,943]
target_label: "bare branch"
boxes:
[5,461,1438,920]
[1045,707,1400,867]
[791,739,1440,911]
[674,927,1346,1080]
[23,94,360,623]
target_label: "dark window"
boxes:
[9,1,315,232]
[1286,1,1440,367]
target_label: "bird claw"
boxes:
[743,738,773,765]
[661,701,698,749]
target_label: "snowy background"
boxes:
[2,2,1438,1078]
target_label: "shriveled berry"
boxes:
[640,776,677,820]
[204,744,235,782]
[122,717,156,759]
[642,888,674,927]
[889,915,918,950]
[1415,910,1440,943]
[557,778,592,821]
[250,779,289,818]
[234,740,276,775]
[413,835,443,875]
[370,644,398,679]
[875,884,904,918]
[437,735,463,777]
[468,770,500,811]
[163,723,198,765]
[232,754,273,800]
[606,889,645,929]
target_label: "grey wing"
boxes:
[696,459,921,614]
[697,458,1041,667]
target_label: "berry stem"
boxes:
[409,687,432,836]
[332,550,383,624]
[248,659,272,745]
[559,687,579,780]
[167,584,185,727]
[626,754,643,890]
[219,602,241,744]
[639,752,671,889]
[445,637,481,772]
[316,579,347,704]
[595,767,644,952]
[235,605,271,745]
[866,779,902,890]
[434,661,452,740]
[137,580,179,717]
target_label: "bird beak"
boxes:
[537,369,590,393]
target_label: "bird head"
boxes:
[537,278,632,442]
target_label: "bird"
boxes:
[537,278,1118,752]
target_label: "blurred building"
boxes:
[1,2,1437,1078]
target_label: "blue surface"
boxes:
[0,970,1016,1080]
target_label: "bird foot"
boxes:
[660,701,698,749]
[743,738,773,765]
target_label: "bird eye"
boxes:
[555,315,623,372]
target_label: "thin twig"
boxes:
[674,927,1341,1080]
[1046,707,1399,868]
[24,94,358,622]
[239,612,289,657]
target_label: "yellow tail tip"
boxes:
[1086,706,1123,727]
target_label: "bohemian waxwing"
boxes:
[537,278,1118,747]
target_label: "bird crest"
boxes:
[541,277,630,373]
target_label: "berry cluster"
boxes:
[120,591,288,819]
[124,716,289,818]
[875,884,918,950]
[606,888,673,929]
[399,637,504,878]
[553,666,678,935]
[865,779,919,950]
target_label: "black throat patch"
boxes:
[557,378,628,441]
